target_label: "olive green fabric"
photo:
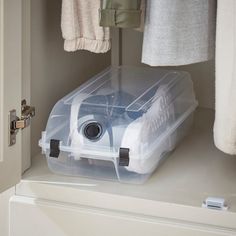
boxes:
[100,0,142,28]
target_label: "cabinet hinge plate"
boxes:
[8,99,35,146]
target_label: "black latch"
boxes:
[49,139,60,158]
[119,148,130,166]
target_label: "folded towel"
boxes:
[214,0,236,155]
[61,0,111,53]
[142,0,216,66]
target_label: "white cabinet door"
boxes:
[10,196,235,236]
[0,0,22,193]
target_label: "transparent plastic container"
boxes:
[39,66,198,184]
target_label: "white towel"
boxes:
[214,0,236,155]
[61,0,111,53]
[142,0,216,66]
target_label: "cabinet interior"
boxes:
[21,0,236,210]
[29,0,215,160]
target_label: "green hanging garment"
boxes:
[100,0,142,28]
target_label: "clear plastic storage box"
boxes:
[39,66,198,184]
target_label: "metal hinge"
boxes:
[8,99,35,146]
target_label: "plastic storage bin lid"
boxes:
[39,66,197,173]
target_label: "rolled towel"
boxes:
[61,0,111,53]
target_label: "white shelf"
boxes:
[16,108,236,229]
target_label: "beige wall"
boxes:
[30,0,111,158]
[122,29,215,109]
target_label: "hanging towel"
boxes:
[214,0,236,155]
[100,0,142,28]
[61,0,111,53]
[142,0,216,66]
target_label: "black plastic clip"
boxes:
[119,148,130,166]
[49,139,60,158]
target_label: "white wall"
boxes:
[30,0,111,158]
[122,29,215,109]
